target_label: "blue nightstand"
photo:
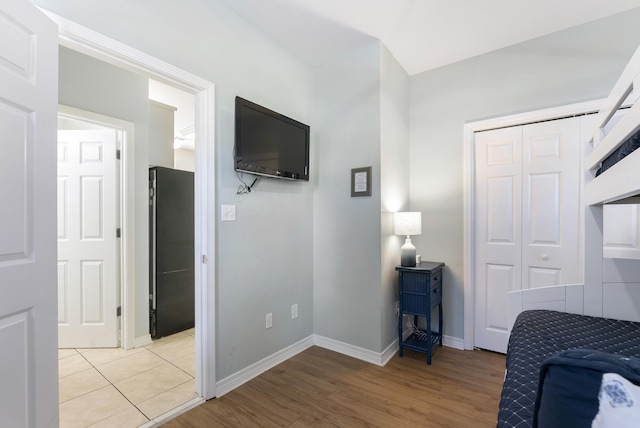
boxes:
[396,261,444,365]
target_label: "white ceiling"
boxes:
[221,0,640,75]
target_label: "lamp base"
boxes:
[400,237,416,267]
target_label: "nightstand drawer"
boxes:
[401,291,429,315]
[400,271,429,293]
[401,284,441,314]
[431,281,442,307]
[430,270,442,288]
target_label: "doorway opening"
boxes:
[56,108,199,424]
[47,8,216,426]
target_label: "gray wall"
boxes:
[39,0,315,380]
[313,42,383,350]
[380,45,410,348]
[409,9,640,340]
[58,46,151,338]
[313,42,410,353]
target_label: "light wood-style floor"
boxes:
[164,345,506,427]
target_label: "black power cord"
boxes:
[236,172,259,194]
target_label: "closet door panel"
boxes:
[522,118,582,289]
[474,126,522,353]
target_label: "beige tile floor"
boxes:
[58,329,197,428]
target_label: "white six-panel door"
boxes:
[475,126,523,353]
[57,130,119,348]
[521,119,581,289]
[0,0,59,425]
[475,116,582,353]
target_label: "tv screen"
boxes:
[234,97,310,181]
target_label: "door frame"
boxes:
[58,105,134,348]
[462,99,602,350]
[43,10,217,399]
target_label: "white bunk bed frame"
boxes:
[508,44,640,329]
[588,47,640,205]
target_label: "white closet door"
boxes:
[475,116,582,353]
[475,126,523,354]
[522,119,582,289]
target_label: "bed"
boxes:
[595,129,640,176]
[587,44,640,205]
[497,310,640,427]
[497,45,640,427]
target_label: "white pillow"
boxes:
[592,372,640,428]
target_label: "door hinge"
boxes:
[116,149,121,160]
[116,228,121,238]
[149,170,156,205]
[202,255,208,264]
[116,306,121,317]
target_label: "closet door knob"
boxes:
[541,254,549,261]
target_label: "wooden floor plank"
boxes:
[163,346,505,427]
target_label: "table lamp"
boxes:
[394,212,422,267]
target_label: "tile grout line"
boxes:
[59,331,196,428]
[133,343,195,421]
[98,344,195,421]
[74,348,152,427]
[135,339,196,420]
[144,346,196,381]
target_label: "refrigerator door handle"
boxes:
[150,169,157,311]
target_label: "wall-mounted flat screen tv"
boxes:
[234,96,310,181]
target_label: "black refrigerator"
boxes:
[149,166,195,339]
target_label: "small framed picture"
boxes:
[351,166,371,197]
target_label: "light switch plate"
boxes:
[266,313,273,329]
[221,204,236,222]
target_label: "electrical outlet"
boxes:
[266,313,273,329]
[291,304,298,319]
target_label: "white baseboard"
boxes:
[313,334,388,366]
[215,335,314,397]
[134,334,153,348]
[213,333,467,397]
[443,335,464,350]
[380,338,399,366]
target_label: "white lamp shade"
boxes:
[394,212,422,236]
